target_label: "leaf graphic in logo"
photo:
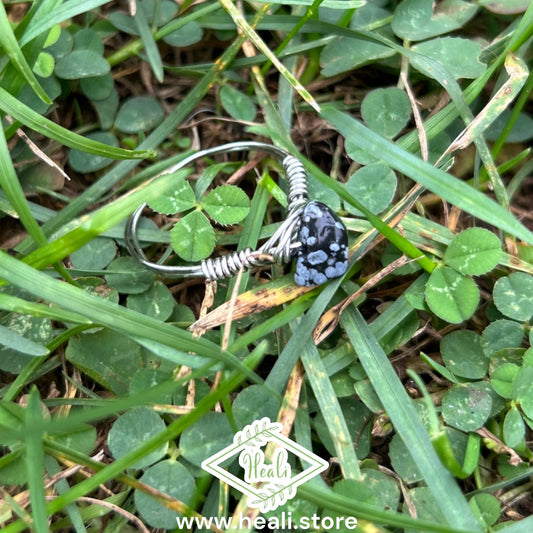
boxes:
[233,417,282,448]
[249,483,296,512]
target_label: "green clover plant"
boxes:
[420,231,533,464]
[148,173,251,262]
[425,227,503,324]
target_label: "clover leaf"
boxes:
[203,184,250,225]
[170,210,215,262]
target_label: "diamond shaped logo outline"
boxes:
[201,417,328,512]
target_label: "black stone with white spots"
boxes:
[294,201,349,287]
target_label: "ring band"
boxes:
[124,142,349,287]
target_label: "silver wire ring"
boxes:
[124,141,309,281]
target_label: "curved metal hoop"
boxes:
[124,142,309,281]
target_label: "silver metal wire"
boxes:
[200,249,273,280]
[124,142,309,281]
[284,155,308,215]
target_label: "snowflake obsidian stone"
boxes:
[294,201,349,287]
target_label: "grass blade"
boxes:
[20,0,113,46]
[217,0,320,112]
[133,3,164,82]
[322,106,533,246]
[0,85,154,160]
[497,516,533,533]
[257,0,364,6]
[340,307,482,532]
[299,483,475,533]
[0,2,51,104]
[0,125,47,247]
[43,455,86,533]
[24,388,48,533]
[107,1,222,66]
[0,250,259,381]
[300,340,361,480]
[0,293,91,325]
[0,324,48,356]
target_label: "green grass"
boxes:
[1,1,533,532]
